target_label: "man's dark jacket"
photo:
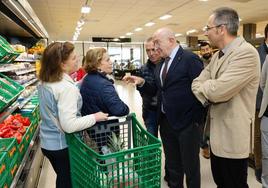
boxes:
[137,59,161,111]
[139,46,205,130]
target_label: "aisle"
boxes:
[37,80,261,188]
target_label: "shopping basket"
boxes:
[66,113,162,188]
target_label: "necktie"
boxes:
[161,57,171,83]
[218,50,224,59]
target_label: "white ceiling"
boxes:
[27,0,268,42]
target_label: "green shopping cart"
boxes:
[66,113,162,188]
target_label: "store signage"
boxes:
[92,37,131,43]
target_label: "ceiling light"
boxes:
[134,27,143,32]
[81,5,91,14]
[239,18,242,22]
[77,19,85,27]
[186,29,198,35]
[159,14,172,20]
[126,32,133,36]
[145,22,155,27]
[113,38,120,41]
[256,33,264,38]
[119,36,125,38]
[175,33,183,37]
[76,27,82,31]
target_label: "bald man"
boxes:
[124,28,204,188]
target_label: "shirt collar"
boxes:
[221,37,240,54]
[169,45,180,60]
[63,73,75,84]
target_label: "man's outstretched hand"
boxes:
[122,75,145,86]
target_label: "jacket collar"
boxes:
[213,36,245,77]
[63,73,75,84]
[91,71,114,84]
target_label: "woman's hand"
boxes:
[94,112,108,122]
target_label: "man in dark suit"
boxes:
[124,27,204,188]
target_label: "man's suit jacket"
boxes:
[140,46,204,131]
[259,55,268,118]
[192,37,260,158]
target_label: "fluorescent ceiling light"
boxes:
[113,38,120,41]
[159,14,172,20]
[175,33,183,37]
[239,18,242,22]
[76,27,82,31]
[77,20,85,26]
[81,5,91,14]
[145,22,155,27]
[256,33,264,38]
[126,32,133,36]
[134,27,143,32]
[119,36,125,38]
[186,29,198,35]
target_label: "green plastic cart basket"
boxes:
[66,113,162,188]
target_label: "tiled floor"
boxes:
[37,80,262,188]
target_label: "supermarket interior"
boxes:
[0,0,268,187]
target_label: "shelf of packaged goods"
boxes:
[15,68,36,75]
[23,78,38,87]
[14,59,36,63]
[10,123,40,188]
[0,66,35,74]
[0,65,20,73]
[18,90,37,109]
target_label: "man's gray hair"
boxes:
[212,7,239,36]
[145,37,153,43]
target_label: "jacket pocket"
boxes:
[221,117,250,154]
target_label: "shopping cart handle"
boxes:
[98,114,134,122]
[106,115,127,121]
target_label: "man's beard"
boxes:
[202,53,212,60]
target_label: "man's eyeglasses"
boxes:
[204,24,226,32]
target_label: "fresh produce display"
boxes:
[0,114,31,143]
[27,42,45,55]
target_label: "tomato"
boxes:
[13,132,22,144]
[18,126,26,134]
[22,118,31,126]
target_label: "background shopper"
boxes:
[199,41,213,159]
[258,55,268,187]
[192,7,260,188]
[38,42,108,188]
[255,23,268,182]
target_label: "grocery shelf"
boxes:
[23,78,38,87]
[14,58,36,63]
[0,65,20,73]
[15,68,36,75]
[18,90,37,109]
[10,123,40,188]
